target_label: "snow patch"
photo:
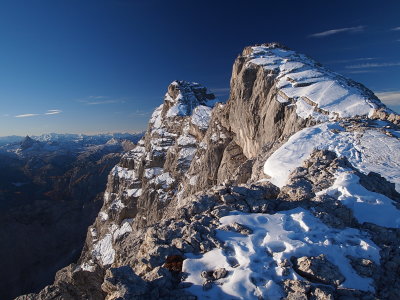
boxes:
[264,123,400,191]
[179,147,197,162]
[99,211,109,221]
[189,175,199,186]
[183,208,380,299]
[144,167,163,179]
[113,220,133,241]
[177,135,197,147]
[113,166,136,180]
[323,171,400,228]
[110,199,125,210]
[166,101,187,118]
[127,188,142,198]
[264,122,400,227]
[81,260,96,272]
[92,234,115,266]
[276,94,289,104]
[191,105,213,130]
[152,172,175,189]
[248,45,381,119]
[353,129,400,191]
[150,104,164,129]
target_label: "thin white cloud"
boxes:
[78,96,126,105]
[391,27,400,31]
[211,87,230,93]
[325,57,377,65]
[346,62,400,69]
[210,87,230,97]
[375,91,400,106]
[15,113,40,118]
[345,70,378,74]
[15,109,62,118]
[87,99,125,105]
[129,110,152,117]
[88,96,107,99]
[45,109,62,115]
[309,26,364,38]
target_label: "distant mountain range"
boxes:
[0,132,143,300]
[0,132,142,147]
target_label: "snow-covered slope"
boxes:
[247,43,388,120]
[264,121,400,229]
[264,121,400,189]
[184,208,380,299]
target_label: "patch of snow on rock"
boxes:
[353,129,400,191]
[113,166,136,180]
[183,208,379,299]
[264,123,350,187]
[191,105,213,130]
[127,188,142,198]
[247,45,382,118]
[178,147,197,162]
[322,171,400,228]
[113,220,133,241]
[99,211,109,221]
[144,167,163,179]
[177,135,197,147]
[92,234,115,266]
[150,104,164,130]
[152,172,175,188]
[80,261,95,272]
[166,101,187,118]
[264,122,400,191]
[264,122,400,227]
[189,175,198,186]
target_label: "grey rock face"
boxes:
[347,256,377,278]
[101,80,220,230]
[219,222,253,235]
[291,254,345,286]
[282,279,310,300]
[227,48,310,160]
[101,266,149,300]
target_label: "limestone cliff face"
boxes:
[75,81,221,271]
[227,45,307,159]
[19,44,400,300]
[178,42,393,195]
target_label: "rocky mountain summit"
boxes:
[18,43,400,300]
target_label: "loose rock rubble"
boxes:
[291,255,345,286]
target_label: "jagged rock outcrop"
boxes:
[20,43,400,300]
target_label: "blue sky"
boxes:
[0,0,399,136]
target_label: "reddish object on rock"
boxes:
[164,255,184,273]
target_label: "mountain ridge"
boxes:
[16,43,400,300]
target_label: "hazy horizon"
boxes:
[0,130,145,139]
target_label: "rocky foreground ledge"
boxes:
[17,43,400,300]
